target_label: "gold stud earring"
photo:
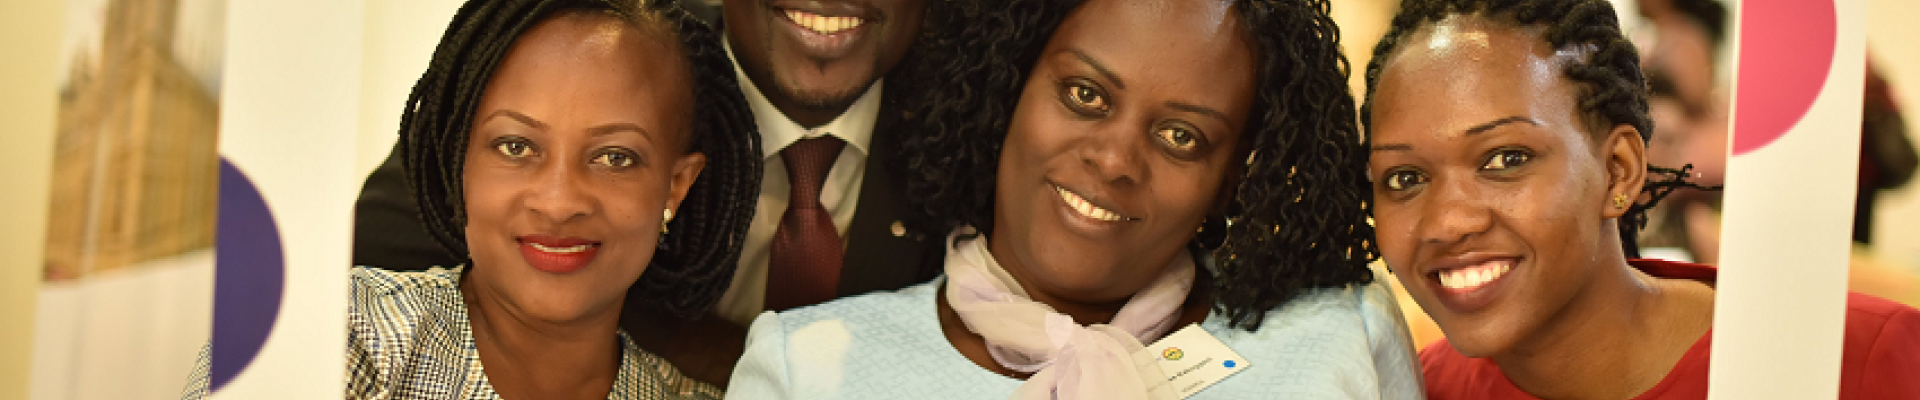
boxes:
[661,209,674,234]
[1613,194,1629,209]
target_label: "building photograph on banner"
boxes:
[29,0,225,399]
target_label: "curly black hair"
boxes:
[398,0,760,318]
[1360,0,1716,258]
[888,0,1377,331]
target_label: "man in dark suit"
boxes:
[350,0,940,386]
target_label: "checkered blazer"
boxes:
[182,266,720,400]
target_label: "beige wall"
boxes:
[0,0,66,398]
[356,0,464,179]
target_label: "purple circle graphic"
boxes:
[210,157,285,392]
[1731,0,1836,155]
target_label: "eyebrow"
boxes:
[586,123,652,139]
[1371,143,1411,152]
[1464,116,1539,135]
[483,109,653,140]
[1166,101,1230,124]
[484,109,548,131]
[1370,116,1540,152]
[1067,49,1125,90]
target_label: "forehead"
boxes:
[491,12,693,121]
[1050,0,1256,94]
[1371,15,1580,135]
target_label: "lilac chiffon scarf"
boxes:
[943,231,1194,400]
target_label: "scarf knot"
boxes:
[943,231,1194,400]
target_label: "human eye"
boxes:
[1382,167,1428,192]
[1154,124,1202,151]
[1480,148,1534,171]
[492,137,535,159]
[590,147,641,169]
[1058,78,1110,116]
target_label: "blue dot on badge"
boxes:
[1223,360,1237,368]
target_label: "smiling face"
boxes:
[988,0,1255,305]
[1366,16,1645,357]
[461,12,706,325]
[723,0,925,127]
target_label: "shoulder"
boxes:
[760,280,940,333]
[351,265,464,300]
[349,266,468,331]
[346,266,477,395]
[1218,279,1411,344]
[613,332,722,400]
[1840,291,1920,352]
[1416,340,1511,400]
[731,280,1015,399]
[1838,292,1920,398]
[1193,280,1423,398]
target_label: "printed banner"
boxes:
[1708,0,1867,399]
[30,0,224,398]
[204,0,362,398]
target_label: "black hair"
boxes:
[1360,0,1717,258]
[398,0,760,318]
[889,0,1377,331]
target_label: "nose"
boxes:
[1417,175,1492,246]
[524,161,594,224]
[1078,121,1148,186]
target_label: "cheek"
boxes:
[461,164,513,232]
[1371,205,1418,269]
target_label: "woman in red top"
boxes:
[1358,0,1920,398]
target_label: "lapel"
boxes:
[838,124,945,297]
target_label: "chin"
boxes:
[1435,318,1520,358]
[516,293,611,325]
[778,75,870,109]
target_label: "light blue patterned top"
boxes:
[726,277,1425,399]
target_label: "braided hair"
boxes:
[398,0,761,318]
[890,0,1377,331]
[1360,0,1716,258]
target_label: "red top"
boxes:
[1419,259,1920,399]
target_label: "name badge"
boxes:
[1135,325,1249,399]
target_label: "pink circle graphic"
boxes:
[1731,0,1836,156]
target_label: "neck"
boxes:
[461,270,621,400]
[983,235,1133,326]
[772,96,852,129]
[1493,245,1711,399]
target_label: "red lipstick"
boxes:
[516,235,600,274]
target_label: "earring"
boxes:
[1613,194,1629,209]
[661,209,674,234]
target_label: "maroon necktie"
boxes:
[765,136,846,311]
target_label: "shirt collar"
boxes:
[725,39,883,159]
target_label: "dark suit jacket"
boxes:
[351,113,945,302]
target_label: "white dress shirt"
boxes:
[713,42,883,326]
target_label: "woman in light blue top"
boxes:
[725,0,1422,399]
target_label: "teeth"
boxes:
[1437,260,1511,290]
[787,10,863,35]
[529,243,593,254]
[1055,186,1124,222]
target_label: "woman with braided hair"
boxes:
[725,0,1421,398]
[1360,0,1920,398]
[185,0,759,398]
